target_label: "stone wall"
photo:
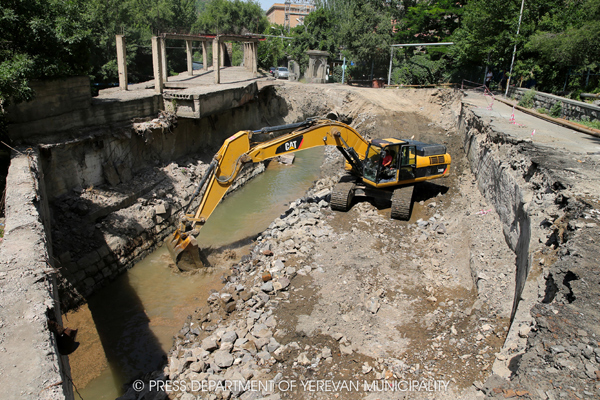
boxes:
[45,87,293,309]
[0,151,73,400]
[508,87,600,122]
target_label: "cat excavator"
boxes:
[167,118,451,269]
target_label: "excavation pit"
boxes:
[5,82,597,400]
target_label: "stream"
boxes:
[66,147,325,399]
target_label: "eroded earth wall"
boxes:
[459,107,533,321]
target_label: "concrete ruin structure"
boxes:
[116,35,128,90]
[305,50,329,84]
[147,33,261,90]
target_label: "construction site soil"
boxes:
[7,83,598,400]
[82,84,596,400]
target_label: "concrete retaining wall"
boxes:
[6,76,163,144]
[6,76,92,123]
[0,151,73,400]
[40,87,287,201]
[508,87,600,122]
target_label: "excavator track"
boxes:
[390,185,414,220]
[330,182,356,211]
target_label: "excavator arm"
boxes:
[167,119,369,269]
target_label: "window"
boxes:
[363,144,382,182]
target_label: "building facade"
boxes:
[266,2,315,29]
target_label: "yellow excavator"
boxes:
[167,118,451,269]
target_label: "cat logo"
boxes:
[275,135,304,154]
[285,141,298,151]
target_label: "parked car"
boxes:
[275,67,289,79]
[269,67,276,76]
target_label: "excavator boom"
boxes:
[167,119,369,269]
[167,118,451,270]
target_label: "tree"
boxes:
[258,25,288,70]
[526,0,600,91]
[84,0,197,85]
[341,0,395,78]
[193,0,268,35]
[286,8,341,74]
[0,0,93,107]
[390,0,464,85]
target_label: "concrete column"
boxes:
[220,42,226,67]
[252,42,258,76]
[213,37,221,84]
[186,40,193,76]
[161,37,168,82]
[151,36,163,93]
[244,43,249,69]
[202,41,208,70]
[116,35,128,90]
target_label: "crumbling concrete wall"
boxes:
[41,86,288,201]
[6,76,162,144]
[6,76,92,123]
[0,151,73,400]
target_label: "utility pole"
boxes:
[387,47,395,85]
[505,0,525,97]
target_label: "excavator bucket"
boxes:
[166,229,204,271]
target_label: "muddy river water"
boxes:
[66,148,325,399]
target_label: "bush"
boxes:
[549,101,562,118]
[331,65,344,83]
[391,54,449,86]
[537,108,547,114]
[518,89,536,108]
[575,119,600,130]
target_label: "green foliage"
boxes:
[332,65,344,83]
[391,53,449,85]
[537,108,546,114]
[193,0,268,35]
[258,25,288,70]
[342,0,394,76]
[85,0,197,84]
[549,101,562,118]
[518,89,536,108]
[231,43,243,66]
[287,8,341,74]
[396,0,465,44]
[574,119,600,129]
[0,0,93,106]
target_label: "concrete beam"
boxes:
[151,36,164,93]
[116,35,128,90]
[161,37,168,82]
[213,37,220,84]
[186,40,193,76]
[202,41,208,71]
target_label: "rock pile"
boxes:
[119,182,335,400]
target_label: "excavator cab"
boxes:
[362,141,405,185]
